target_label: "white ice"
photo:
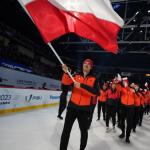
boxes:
[0,106,150,150]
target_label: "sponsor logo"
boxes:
[0,94,11,104]
[17,80,36,86]
[50,95,60,101]
[25,94,42,102]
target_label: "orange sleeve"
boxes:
[80,88,96,97]
[61,73,73,85]
[144,93,149,104]
[141,95,145,105]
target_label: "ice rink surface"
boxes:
[0,106,150,150]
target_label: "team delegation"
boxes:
[58,59,150,150]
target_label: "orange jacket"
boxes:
[143,91,150,105]
[117,85,135,106]
[139,93,145,106]
[62,73,98,106]
[115,84,122,97]
[61,73,73,85]
[98,90,107,102]
[106,89,119,100]
[91,96,98,105]
[134,93,141,107]
[142,94,147,105]
[147,91,150,105]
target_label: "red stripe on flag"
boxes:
[26,0,121,53]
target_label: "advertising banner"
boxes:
[0,88,64,111]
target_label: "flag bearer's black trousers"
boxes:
[60,107,90,150]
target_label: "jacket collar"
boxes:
[78,70,94,78]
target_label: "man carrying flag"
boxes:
[60,59,99,150]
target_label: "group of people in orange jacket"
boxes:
[57,59,150,150]
[97,78,150,143]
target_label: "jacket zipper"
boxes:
[78,77,88,105]
[127,88,129,105]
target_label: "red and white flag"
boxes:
[18,0,124,53]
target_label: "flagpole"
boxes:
[47,43,75,83]
[17,1,75,82]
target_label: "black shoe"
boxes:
[57,115,63,120]
[139,123,142,127]
[126,138,130,143]
[119,133,125,139]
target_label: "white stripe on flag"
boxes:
[21,0,124,27]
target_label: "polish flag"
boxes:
[18,0,124,53]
